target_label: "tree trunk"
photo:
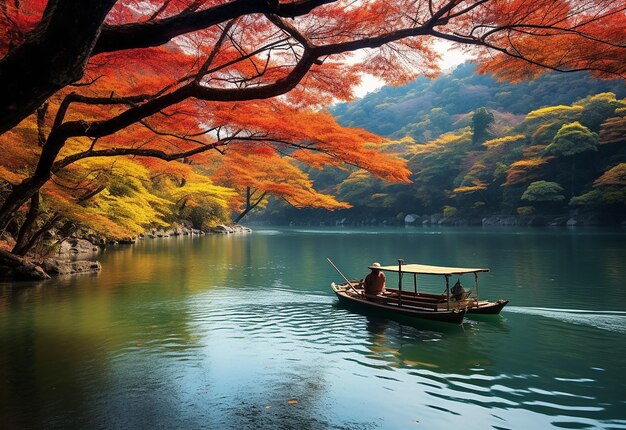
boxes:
[0,0,116,135]
[234,188,266,223]
[0,177,48,233]
[12,193,40,255]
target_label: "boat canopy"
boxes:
[370,263,489,276]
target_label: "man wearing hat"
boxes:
[361,262,386,296]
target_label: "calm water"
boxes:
[1,227,626,429]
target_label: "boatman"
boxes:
[451,279,465,300]
[361,262,386,296]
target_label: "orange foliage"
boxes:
[475,0,626,80]
[503,157,555,186]
[212,144,351,211]
[594,163,626,187]
[1,0,624,238]
[599,117,626,145]
[453,179,488,195]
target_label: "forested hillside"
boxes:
[331,63,626,140]
[254,65,626,226]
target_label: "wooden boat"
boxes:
[331,281,467,324]
[329,259,509,324]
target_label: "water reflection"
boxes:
[1,228,625,429]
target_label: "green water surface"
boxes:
[1,227,625,429]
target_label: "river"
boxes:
[1,227,625,429]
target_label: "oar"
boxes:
[327,258,362,295]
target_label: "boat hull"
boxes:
[332,283,466,324]
[466,299,509,314]
[384,288,509,315]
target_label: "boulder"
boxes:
[404,214,419,224]
[58,238,100,256]
[210,224,231,234]
[40,259,101,276]
[209,224,252,234]
[232,224,252,233]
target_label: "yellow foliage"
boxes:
[525,105,583,122]
[482,134,526,148]
[213,145,350,211]
[408,130,473,156]
[168,171,235,208]
[453,180,487,194]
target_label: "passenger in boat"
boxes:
[361,262,386,296]
[451,279,465,300]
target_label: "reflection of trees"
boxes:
[0,283,108,428]
[0,253,206,428]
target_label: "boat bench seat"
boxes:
[364,293,388,303]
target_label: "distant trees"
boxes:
[544,122,598,196]
[284,91,626,224]
[332,65,626,140]
[579,93,622,131]
[472,108,495,144]
[545,122,598,158]
[572,163,626,209]
[521,180,565,205]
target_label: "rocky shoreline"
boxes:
[0,224,251,282]
[300,212,625,228]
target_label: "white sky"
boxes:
[353,40,470,98]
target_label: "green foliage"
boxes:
[521,181,565,202]
[544,122,598,158]
[570,189,602,206]
[576,93,622,132]
[256,68,626,224]
[472,107,495,144]
[442,205,458,217]
[570,164,626,208]
[331,64,626,140]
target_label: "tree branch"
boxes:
[93,0,337,55]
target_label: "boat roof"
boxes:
[369,263,489,275]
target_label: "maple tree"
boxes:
[0,0,625,252]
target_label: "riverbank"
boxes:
[260,212,626,228]
[0,224,251,282]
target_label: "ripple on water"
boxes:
[505,306,626,334]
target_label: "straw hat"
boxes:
[370,262,381,269]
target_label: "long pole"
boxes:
[445,275,450,311]
[327,258,361,294]
[398,259,404,307]
[474,273,480,301]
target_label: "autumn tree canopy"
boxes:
[0,0,624,252]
